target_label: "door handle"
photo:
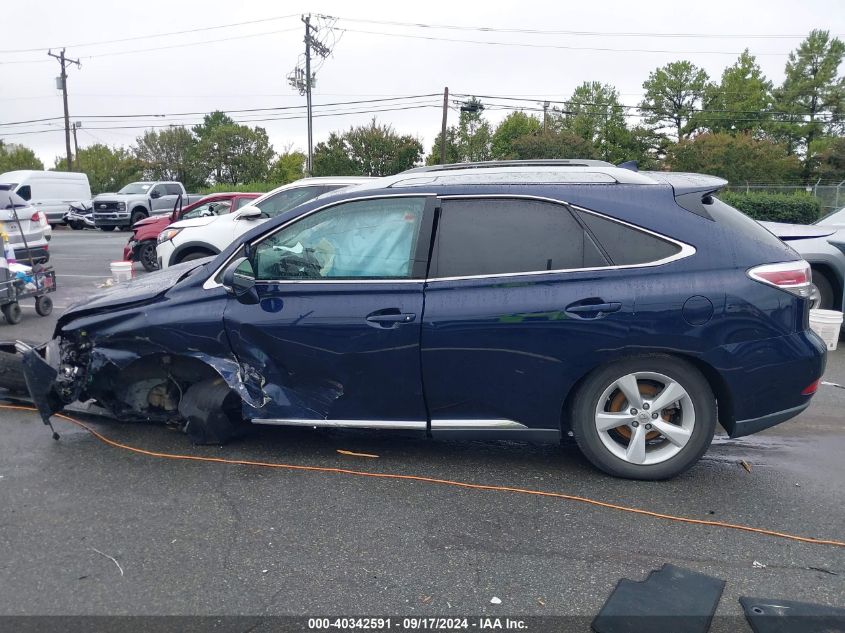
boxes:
[365,309,416,327]
[565,300,622,318]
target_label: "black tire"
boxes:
[176,251,214,264]
[2,302,23,325]
[137,241,160,272]
[35,295,53,317]
[0,350,27,393]
[130,209,147,226]
[70,221,83,230]
[812,269,835,310]
[100,226,116,232]
[570,355,717,480]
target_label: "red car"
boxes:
[123,192,260,271]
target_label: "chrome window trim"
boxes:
[203,192,695,290]
[203,192,437,290]
[428,194,695,282]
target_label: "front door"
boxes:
[223,195,435,427]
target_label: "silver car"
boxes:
[0,185,49,264]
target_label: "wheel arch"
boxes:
[170,241,220,265]
[560,351,734,435]
[810,262,843,311]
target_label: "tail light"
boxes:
[30,212,40,222]
[747,260,813,299]
[801,379,820,395]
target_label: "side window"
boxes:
[150,184,167,198]
[574,210,681,265]
[255,186,328,218]
[165,184,183,196]
[251,197,426,281]
[234,197,254,210]
[16,185,31,201]
[432,199,607,278]
[183,201,232,219]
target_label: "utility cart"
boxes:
[0,264,56,325]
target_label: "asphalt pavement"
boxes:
[0,229,843,626]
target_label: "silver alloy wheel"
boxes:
[594,371,695,466]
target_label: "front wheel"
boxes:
[1,302,22,325]
[570,356,716,480]
[137,241,160,272]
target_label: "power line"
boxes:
[332,17,825,39]
[0,14,300,54]
[0,94,442,127]
[337,27,793,56]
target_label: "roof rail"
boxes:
[403,159,616,174]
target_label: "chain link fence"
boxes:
[724,181,845,218]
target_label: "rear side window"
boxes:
[165,184,183,196]
[16,185,31,201]
[574,210,681,266]
[432,198,607,278]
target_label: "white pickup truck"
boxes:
[92,181,204,231]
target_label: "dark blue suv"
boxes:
[14,161,827,479]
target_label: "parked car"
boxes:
[0,185,49,264]
[92,181,204,231]
[155,177,369,269]
[0,170,91,226]
[817,206,845,230]
[63,202,95,230]
[759,220,845,314]
[124,193,260,271]
[12,161,826,480]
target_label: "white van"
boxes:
[0,170,92,226]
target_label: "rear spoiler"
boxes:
[642,172,729,220]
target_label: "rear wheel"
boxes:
[100,226,116,232]
[35,295,53,316]
[570,356,716,480]
[137,241,160,272]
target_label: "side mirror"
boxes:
[150,190,161,199]
[236,206,262,220]
[222,257,259,304]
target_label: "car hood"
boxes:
[134,215,168,228]
[57,258,213,329]
[169,215,223,229]
[760,221,837,240]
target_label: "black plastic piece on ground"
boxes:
[592,563,725,633]
[740,597,845,633]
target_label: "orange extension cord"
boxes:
[3,403,844,549]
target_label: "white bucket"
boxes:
[110,261,134,283]
[809,309,843,351]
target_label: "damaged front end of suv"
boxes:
[11,258,252,444]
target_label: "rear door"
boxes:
[223,194,436,425]
[420,196,638,439]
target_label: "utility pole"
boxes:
[304,14,314,175]
[439,87,449,164]
[543,101,550,133]
[48,48,80,171]
[289,14,335,176]
[71,121,80,158]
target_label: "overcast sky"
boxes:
[2,0,843,167]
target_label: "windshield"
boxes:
[118,182,153,195]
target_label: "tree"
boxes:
[665,132,801,184]
[313,119,423,177]
[491,111,542,159]
[192,112,275,185]
[134,126,205,190]
[560,82,629,161]
[639,61,710,140]
[701,50,773,134]
[425,127,461,165]
[425,97,493,164]
[774,30,845,180]
[268,149,307,185]
[813,136,845,181]
[0,142,44,172]
[508,130,599,160]
[53,144,143,194]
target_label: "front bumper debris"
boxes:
[14,341,62,437]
